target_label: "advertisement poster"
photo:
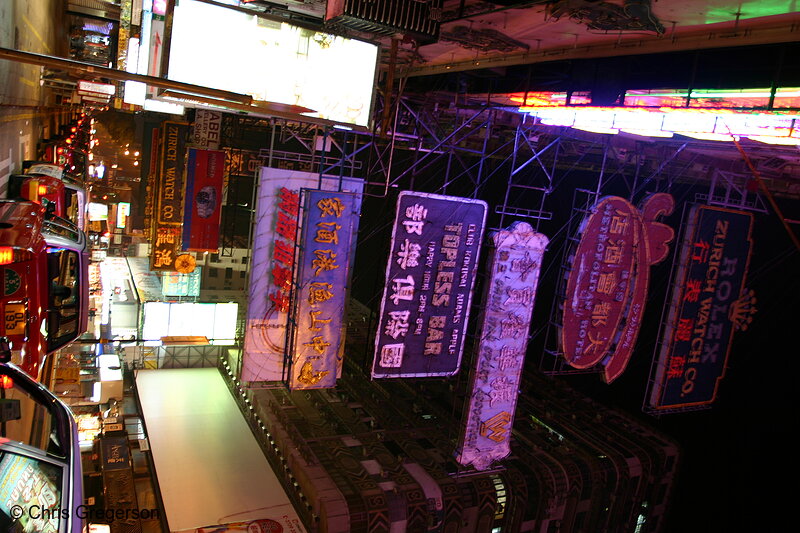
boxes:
[182,148,225,252]
[0,454,62,533]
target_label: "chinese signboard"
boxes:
[372,192,487,378]
[289,190,356,390]
[183,148,225,252]
[150,226,183,271]
[226,148,263,175]
[150,121,189,271]
[242,168,364,382]
[560,193,674,383]
[456,222,548,470]
[191,109,222,149]
[649,205,754,410]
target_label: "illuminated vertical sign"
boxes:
[649,205,754,410]
[150,122,189,271]
[182,148,225,252]
[372,191,487,378]
[289,190,357,390]
[150,227,182,271]
[561,193,674,382]
[242,168,364,383]
[157,121,189,226]
[117,202,130,228]
[456,222,548,470]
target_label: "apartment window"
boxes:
[241,256,248,264]
[210,253,219,262]
[225,268,233,279]
[209,268,219,278]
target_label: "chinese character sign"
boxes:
[456,222,548,470]
[100,436,130,471]
[372,191,487,378]
[149,121,190,271]
[242,167,365,383]
[561,193,674,383]
[150,226,182,271]
[289,191,356,390]
[649,205,754,410]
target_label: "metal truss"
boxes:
[157,344,231,369]
[218,94,779,390]
[694,169,769,212]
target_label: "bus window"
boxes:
[45,249,81,351]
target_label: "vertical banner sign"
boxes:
[182,148,225,252]
[191,109,223,149]
[289,190,356,390]
[456,222,548,470]
[242,168,365,383]
[561,193,674,382]
[150,121,189,271]
[649,205,754,410]
[372,192,487,378]
[158,121,189,226]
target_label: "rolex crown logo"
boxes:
[729,288,757,332]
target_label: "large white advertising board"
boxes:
[166,0,378,127]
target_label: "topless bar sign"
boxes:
[649,205,754,410]
[372,192,487,378]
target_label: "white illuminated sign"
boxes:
[78,80,116,96]
[456,222,548,471]
[143,302,238,345]
[167,0,378,126]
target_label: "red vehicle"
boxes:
[7,163,88,231]
[0,200,89,380]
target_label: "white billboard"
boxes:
[166,0,378,127]
[143,302,238,345]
